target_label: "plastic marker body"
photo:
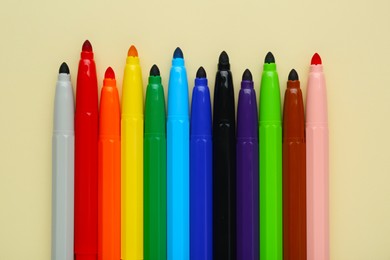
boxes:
[167,47,190,260]
[213,51,236,260]
[306,53,329,260]
[121,45,144,260]
[190,67,213,260]
[75,40,99,260]
[259,52,282,260]
[283,69,306,260]
[144,65,167,260]
[98,68,121,260]
[52,62,74,260]
[236,69,259,260]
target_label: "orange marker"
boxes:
[98,67,121,260]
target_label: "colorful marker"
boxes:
[259,52,282,260]
[144,64,167,260]
[75,40,98,260]
[98,67,121,260]
[121,45,144,260]
[190,67,213,260]
[52,62,74,260]
[306,53,329,260]
[283,69,306,260]
[213,51,236,260]
[167,47,190,260]
[236,69,259,260]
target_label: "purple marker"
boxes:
[236,69,259,260]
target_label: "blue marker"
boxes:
[190,67,213,260]
[167,47,190,260]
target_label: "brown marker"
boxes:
[282,69,306,260]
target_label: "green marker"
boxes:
[144,64,167,260]
[259,52,283,260]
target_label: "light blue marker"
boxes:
[52,62,74,260]
[167,47,190,260]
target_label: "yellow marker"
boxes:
[121,45,144,260]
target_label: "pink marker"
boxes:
[306,53,329,260]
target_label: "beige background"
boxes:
[1,0,389,259]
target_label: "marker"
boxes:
[121,45,144,260]
[98,67,121,260]
[213,51,236,260]
[144,64,167,260]
[190,67,213,260]
[236,69,259,260]
[167,47,190,260]
[75,40,99,260]
[283,69,306,260]
[306,53,329,260]
[259,52,282,260]
[52,62,74,260]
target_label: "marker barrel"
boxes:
[52,72,74,260]
[306,64,329,260]
[121,55,144,260]
[144,74,167,260]
[98,75,121,260]
[75,50,99,260]
[190,77,213,260]
[283,78,306,260]
[167,57,190,260]
[213,69,236,260]
[259,62,282,260]
[236,79,259,260]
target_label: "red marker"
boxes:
[75,40,99,260]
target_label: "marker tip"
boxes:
[173,47,183,59]
[196,66,207,78]
[104,67,115,79]
[242,69,252,81]
[311,53,322,65]
[264,52,275,63]
[128,45,138,57]
[59,62,70,74]
[82,40,92,52]
[288,69,299,81]
[150,64,160,76]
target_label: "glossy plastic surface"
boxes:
[283,78,306,260]
[144,74,167,260]
[213,68,236,260]
[74,46,98,260]
[306,62,329,260]
[190,76,213,260]
[52,72,74,260]
[259,62,282,260]
[121,52,144,260]
[236,78,259,260]
[98,73,121,260]
[167,56,190,260]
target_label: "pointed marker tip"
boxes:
[173,47,183,59]
[104,67,115,79]
[196,66,207,78]
[264,52,275,63]
[288,69,299,81]
[59,62,70,74]
[311,53,322,65]
[219,51,229,64]
[82,40,92,52]
[242,69,252,81]
[150,64,160,76]
[128,45,138,57]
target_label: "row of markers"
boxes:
[52,40,328,260]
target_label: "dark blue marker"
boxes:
[190,67,213,260]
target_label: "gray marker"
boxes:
[52,62,74,260]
